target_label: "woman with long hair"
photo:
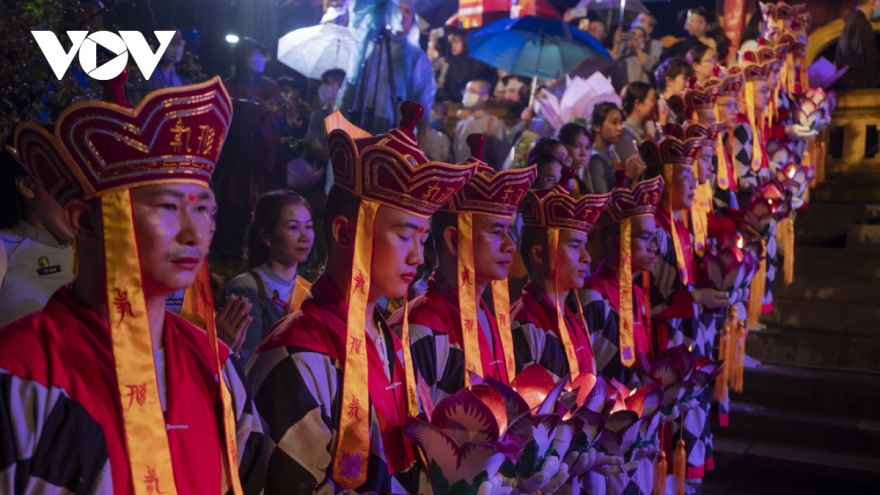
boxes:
[587,102,625,193]
[556,123,592,197]
[226,189,315,362]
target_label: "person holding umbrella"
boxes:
[660,7,717,63]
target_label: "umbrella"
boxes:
[468,15,610,101]
[277,23,354,80]
[546,56,618,97]
[574,0,657,30]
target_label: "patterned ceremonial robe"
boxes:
[732,114,771,194]
[582,263,649,389]
[712,133,739,214]
[644,206,712,480]
[509,281,596,382]
[0,286,265,494]
[389,276,511,406]
[246,275,423,495]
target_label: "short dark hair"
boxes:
[245,190,311,269]
[519,225,547,274]
[322,185,360,255]
[637,13,657,29]
[527,137,563,164]
[655,57,694,92]
[686,43,714,66]
[430,211,458,258]
[556,122,589,147]
[277,75,296,88]
[590,102,622,134]
[622,81,653,115]
[599,222,621,258]
[322,69,346,86]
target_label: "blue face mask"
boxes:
[873,7,880,20]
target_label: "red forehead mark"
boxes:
[418,227,425,234]
[188,194,196,202]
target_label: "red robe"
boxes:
[0,286,262,494]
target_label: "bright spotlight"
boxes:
[226,34,240,44]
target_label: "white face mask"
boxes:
[462,92,481,109]
[247,53,266,73]
[318,83,337,103]
[163,44,184,64]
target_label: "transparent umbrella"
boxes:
[276,23,355,80]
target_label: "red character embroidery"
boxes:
[353,270,367,295]
[498,313,508,326]
[464,319,476,335]
[349,336,364,355]
[144,465,166,495]
[460,268,472,287]
[346,395,363,421]
[113,288,137,327]
[126,383,148,411]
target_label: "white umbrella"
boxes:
[277,23,354,80]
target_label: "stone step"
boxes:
[764,299,880,336]
[731,364,880,418]
[810,172,880,202]
[713,437,880,491]
[793,202,865,246]
[717,402,880,457]
[776,275,880,305]
[792,246,880,276]
[746,325,880,372]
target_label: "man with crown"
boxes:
[637,136,735,487]
[245,101,478,494]
[389,134,535,405]
[583,176,663,388]
[510,185,606,383]
[0,77,265,494]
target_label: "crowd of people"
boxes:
[0,0,862,494]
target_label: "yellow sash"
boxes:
[745,81,763,173]
[618,218,636,368]
[286,276,312,314]
[664,165,690,285]
[548,228,582,379]
[102,191,177,495]
[573,289,597,373]
[400,293,419,417]
[457,213,482,384]
[491,279,517,382]
[333,200,377,489]
[692,183,712,257]
[713,106,730,191]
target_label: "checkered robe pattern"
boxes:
[732,117,771,194]
[643,213,713,480]
[245,276,425,495]
[582,284,646,390]
[388,278,511,407]
[509,284,595,382]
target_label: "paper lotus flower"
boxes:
[795,94,820,130]
[705,243,760,294]
[535,73,621,131]
[403,384,527,494]
[744,179,792,236]
[766,139,794,168]
[776,163,813,210]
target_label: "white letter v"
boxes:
[32,31,88,80]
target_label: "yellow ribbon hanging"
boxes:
[664,165,690,285]
[573,290,597,373]
[333,200,378,489]
[746,238,767,329]
[189,260,244,495]
[491,279,517,382]
[548,228,582,379]
[286,276,312,315]
[744,81,763,173]
[102,191,177,495]
[399,293,419,418]
[692,183,712,257]
[777,217,795,285]
[457,213,483,385]
[713,106,730,191]
[618,218,636,368]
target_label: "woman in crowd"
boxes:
[621,81,658,143]
[440,29,495,102]
[226,189,315,363]
[587,102,625,193]
[556,122,592,196]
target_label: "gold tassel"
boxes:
[818,141,826,184]
[674,438,687,495]
[714,318,730,402]
[782,218,795,285]
[746,239,767,329]
[654,451,668,495]
[732,321,747,393]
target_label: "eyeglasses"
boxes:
[539,175,559,188]
[634,233,662,251]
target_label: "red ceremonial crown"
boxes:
[440,134,537,218]
[520,188,610,234]
[9,77,232,204]
[638,136,702,169]
[326,101,477,218]
[716,66,745,97]
[742,57,776,82]
[683,80,721,112]
[665,121,724,145]
[597,176,665,226]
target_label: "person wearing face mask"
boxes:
[453,80,511,169]
[149,27,191,91]
[835,0,880,89]
[224,38,282,104]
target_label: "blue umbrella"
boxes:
[467,15,611,82]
